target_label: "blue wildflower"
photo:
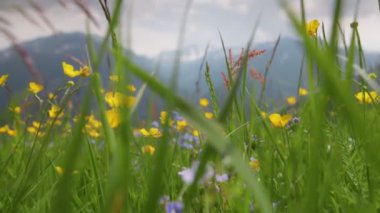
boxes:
[166,201,184,213]
[215,173,229,183]
[178,161,214,184]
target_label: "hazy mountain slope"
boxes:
[0,33,379,111]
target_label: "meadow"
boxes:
[1,0,380,212]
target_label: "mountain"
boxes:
[0,32,379,113]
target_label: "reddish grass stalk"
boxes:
[0,27,43,83]
[29,0,58,34]
[12,5,42,27]
[221,48,266,88]
[65,55,87,67]
[73,0,100,28]
[0,15,11,26]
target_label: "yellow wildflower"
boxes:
[193,130,199,137]
[306,19,320,36]
[54,166,64,175]
[160,111,168,124]
[48,93,56,100]
[199,98,209,107]
[286,96,297,105]
[10,106,21,114]
[0,74,9,87]
[27,122,44,137]
[32,121,42,128]
[29,82,44,94]
[87,128,100,138]
[106,109,121,128]
[109,74,119,82]
[127,84,136,92]
[48,105,64,119]
[142,145,155,155]
[298,88,308,96]
[204,112,214,119]
[249,158,260,171]
[105,91,125,108]
[140,128,150,137]
[79,66,91,77]
[125,96,136,108]
[62,61,81,78]
[87,115,102,129]
[176,120,187,131]
[269,113,292,128]
[66,81,75,87]
[0,125,16,136]
[149,128,162,138]
[84,115,102,138]
[27,126,37,134]
[7,129,17,136]
[369,72,377,80]
[355,91,378,104]
[0,125,10,134]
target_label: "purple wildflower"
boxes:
[215,173,229,183]
[178,161,214,184]
[151,121,160,128]
[160,195,170,205]
[166,201,184,213]
[178,133,198,149]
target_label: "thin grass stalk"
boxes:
[258,35,281,107]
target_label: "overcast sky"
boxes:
[0,0,379,58]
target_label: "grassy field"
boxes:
[1,0,380,212]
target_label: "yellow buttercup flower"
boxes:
[84,114,102,138]
[369,72,377,80]
[142,145,155,155]
[127,84,136,92]
[106,109,121,128]
[176,120,187,131]
[269,113,292,128]
[105,91,125,108]
[286,96,297,105]
[48,105,64,119]
[140,128,150,137]
[0,74,9,87]
[48,93,56,100]
[306,19,320,36]
[0,125,9,133]
[54,166,64,175]
[29,82,44,94]
[109,74,119,82]
[27,121,44,137]
[204,112,214,119]
[355,91,378,104]
[249,158,260,172]
[193,130,199,137]
[298,88,308,96]
[149,127,162,138]
[87,128,100,138]
[79,66,91,77]
[125,96,136,108]
[160,111,168,124]
[0,125,16,136]
[10,106,21,114]
[87,114,102,129]
[62,61,81,78]
[6,129,17,136]
[199,98,209,107]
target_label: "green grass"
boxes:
[1,0,380,212]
